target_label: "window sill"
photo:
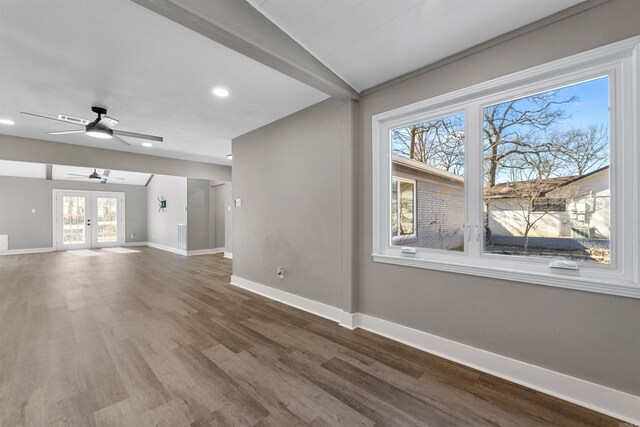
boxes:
[372,252,640,299]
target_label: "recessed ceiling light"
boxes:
[213,87,229,98]
[0,118,15,125]
[226,154,232,159]
[142,142,153,147]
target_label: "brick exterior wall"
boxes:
[398,179,465,250]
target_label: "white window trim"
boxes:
[372,36,640,299]
[391,176,417,242]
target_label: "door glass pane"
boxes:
[97,197,118,243]
[62,196,85,245]
[390,112,466,251]
[482,76,610,264]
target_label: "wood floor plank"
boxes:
[203,344,374,426]
[0,248,626,426]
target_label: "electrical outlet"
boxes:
[277,266,285,280]
[31,209,36,214]
[130,233,135,239]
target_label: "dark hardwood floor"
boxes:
[0,247,625,426]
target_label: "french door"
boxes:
[53,190,125,250]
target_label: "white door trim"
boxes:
[52,189,126,250]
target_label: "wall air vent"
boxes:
[58,115,89,125]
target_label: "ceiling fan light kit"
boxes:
[20,105,163,146]
[85,124,113,139]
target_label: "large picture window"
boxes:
[482,77,610,264]
[372,37,640,298]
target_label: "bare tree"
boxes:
[483,91,576,188]
[392,115,465,175]
[493,152,580,252]
[550,125,609,176]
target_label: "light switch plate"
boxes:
[234,198,242,207]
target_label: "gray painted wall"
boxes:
[224,182,233,255]
[211,184,226,249]
[146,174,187,249]
[232,0,640,397]
[187,178,211,251]
[232,98,355,307]
[0,176,147,250]
[356,0,640,396]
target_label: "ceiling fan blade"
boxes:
[66,173,89,177]
[113,129,163,142]
[67,177,89,179]
[100,169,110,184]
[97,116,119,129]
[47,130,85,135]
[112,135,130,146]
[20,112,86,126]
[102,176,125,180]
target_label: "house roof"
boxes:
[484,166,609,199]
[391,155,464,184]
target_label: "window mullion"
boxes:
[465,104,483,257]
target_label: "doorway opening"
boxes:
[53,190,125,251]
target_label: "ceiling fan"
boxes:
[67,169,124,184]
[20,106,163,146]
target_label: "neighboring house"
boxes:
[391,155,465,250]
[485,166,610,240]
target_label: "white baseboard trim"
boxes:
[226,275,639,424]
[186,249,209,256]
[230,275,343,323]
[188,247,225,256]
[123,242,223,257]
[224,252,233,259]
[339,312,358,330]
[355,314,640,425]
[146,242,187,256]
[0,247,54,255]
[124,241,148,247]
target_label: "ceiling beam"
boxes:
[130,0,359,100]
[0,134,231,182]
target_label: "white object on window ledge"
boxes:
[549,260,579,271]
[401,247,417,255]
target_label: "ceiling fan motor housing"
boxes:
[91,106,108,116]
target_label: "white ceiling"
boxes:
[0,0,329,165]
[249,0,586,92]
